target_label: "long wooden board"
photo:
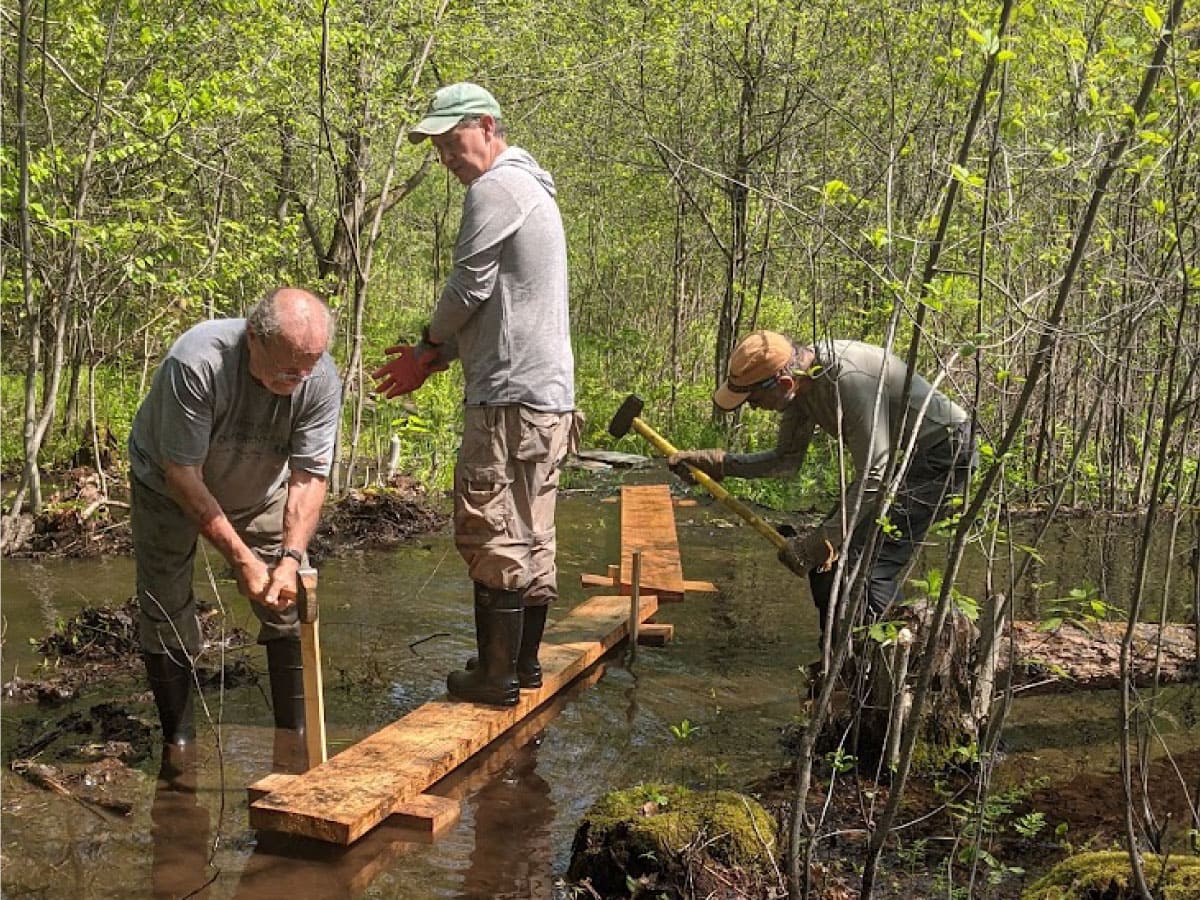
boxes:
[619,484,686,600]
[249,591,659,844]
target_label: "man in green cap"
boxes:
[374,83,580,707]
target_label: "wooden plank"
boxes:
[683,579,719,593]
[620,484,686,601]
[580,572,615,588]
[249,591,659,844]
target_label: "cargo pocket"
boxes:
[454,463,512,538]
[515,408,561,463]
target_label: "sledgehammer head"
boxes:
[608,394,645,439]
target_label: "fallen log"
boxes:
[1006,620,1196,691]
[837,605,1196,767]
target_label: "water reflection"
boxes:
[457,739,554,900]
[150,748,214,899]
[1,490,1195,899]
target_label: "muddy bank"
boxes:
[1,467,448,560]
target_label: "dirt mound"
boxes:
[311,476,449,557]
[36,598,141,662]
[2,467,131,559]
[3,470,447,560]
[3,598,255,706]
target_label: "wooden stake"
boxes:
[628,550,641,665]
[297,568,327,768]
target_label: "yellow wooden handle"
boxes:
[631,417,788,550]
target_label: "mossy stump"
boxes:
[567,783,781,898]
[1023,850,1200,899]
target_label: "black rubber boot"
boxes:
[465,602,548,689]
[144,651,196,753]
[516,604,548,689]
[266,637,307,773]
[447,584,522,706]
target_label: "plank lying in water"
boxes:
[619,484,686,600]
[248,591,659,844]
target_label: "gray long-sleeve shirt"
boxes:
[431,147,575,412]
[727,339,969,551]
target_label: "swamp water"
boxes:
[1,480,1197,898]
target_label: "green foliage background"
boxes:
[3,0,1197,510]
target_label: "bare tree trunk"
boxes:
[10,0,43,521]
[859,3,1185,895]
[7,0,117,523]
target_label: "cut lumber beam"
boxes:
[637,622,674,646]
[620,484,686,601]
[579,573,717,595]
[249,591,659,844]
[249,774,461,836]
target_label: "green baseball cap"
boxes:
[408,82,502,143]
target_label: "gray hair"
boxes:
[247,287,333,347]
[459,114,507,139]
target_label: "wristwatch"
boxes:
[277,547,304,565]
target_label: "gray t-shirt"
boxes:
[431,147,574,412]
[128,318,341,519]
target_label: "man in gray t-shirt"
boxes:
[374,83,579,708]
[671,330,975,637]
[128,287,340,772]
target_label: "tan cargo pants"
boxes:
[453,405,581,605]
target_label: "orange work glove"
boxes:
[372,341,448,398]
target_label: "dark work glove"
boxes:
[777,531,838,576]
[667,449,726,484]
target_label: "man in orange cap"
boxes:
[670,331,975,633]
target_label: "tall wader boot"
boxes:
[465,601,549,689]
[144,651,197,782]
[266,637,308,773]
[447,584,522,707]
[516,603,548,689]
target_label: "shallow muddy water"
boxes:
[1,471,1197,899]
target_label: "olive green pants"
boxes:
[131,476,301,655]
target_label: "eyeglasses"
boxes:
[253,332,319,384]
[724,372,783,397]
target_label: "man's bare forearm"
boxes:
[281,469,327,556]
[162,460,256,567]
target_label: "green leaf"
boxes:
[1143,4,1163,30]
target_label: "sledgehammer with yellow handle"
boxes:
[607,394,789,551]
